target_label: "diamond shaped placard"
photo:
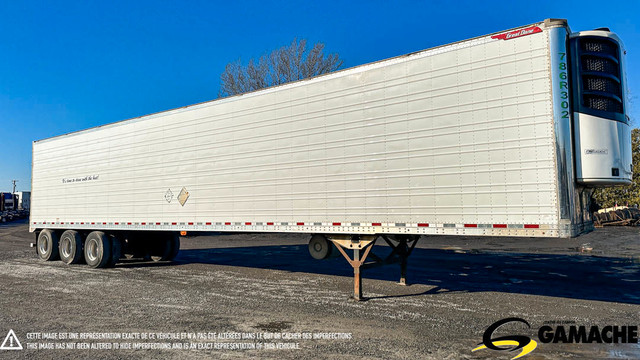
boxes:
[164,189,174,203]
[178,187,190,206]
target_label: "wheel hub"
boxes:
[38,236,49,255]
[61,239,71,258]
[87,239,98,262]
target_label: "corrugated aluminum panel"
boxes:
[31,21,562,237]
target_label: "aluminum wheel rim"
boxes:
[61,238,72,258]
[38,236,50,255]
[86,239,98,262]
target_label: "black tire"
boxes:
[84,231,112,268]
[593,213,602,224]
[59,230,84,264]
[107,234,122,267]
[150,232,176,262]
[605,212,613,221]
[308,235,332,260]
[121,234,136,259]
[615,210,624,220]
[121,233,146,259]
[37,229,60,261]
[168,234,180,261]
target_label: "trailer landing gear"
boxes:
[312,234,420,301]
[378,235,420,286]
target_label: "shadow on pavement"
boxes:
[167,244,640,305]
[0,218,29,228]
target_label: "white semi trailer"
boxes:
[31,19,631,299]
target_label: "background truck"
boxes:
[30,19,631,299]
[1,192,29,223]
[1,192,17,212]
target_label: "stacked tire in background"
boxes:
[593,207,640,226]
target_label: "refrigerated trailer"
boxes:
[31,19,632,299]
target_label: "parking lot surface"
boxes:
[1,219,639,359]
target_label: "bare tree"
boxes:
[219,38,343,97]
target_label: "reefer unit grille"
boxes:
[581,56,619,76]
[580,38,618,55]
[583,94,623,113]
[570,31,632,187]
[574,37,624,116]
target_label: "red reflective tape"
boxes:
[267,222,274,226]
[332,222,341,226]
[103,222,107,225]
[141,222,146,225]
[225,222,231,225]
[493,224,507,228]
[171,222,177,225]
[70,222,74,225]
[156,222,161,225]
[188,222,194,225]
[524,224,539,229]
[245,222,251,225]
[297,222,304,226]
[206,222,212,225]
[115,222,119,225]
[127,222,132,225]
[464,224,477,228]
[91,222,95,225]
[60,222,64,224]
[33,222,36,224]
[372,222,382,226]
[418,223,429,227]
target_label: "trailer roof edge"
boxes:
[34,19,551,145]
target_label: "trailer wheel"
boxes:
[168,234,180,261]
[150,233,178,262]
[107,234,122,267]
[121,233,146,259]
[84,231,112,268]
[59,230,84,264]
[37,229,60,261]
[308,235,332,260]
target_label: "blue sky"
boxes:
[1,0,638,192]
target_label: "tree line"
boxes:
[218,39,638,210]
[593,128,640,208]
[219,38,343,98]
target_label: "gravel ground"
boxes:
[0,219,639,359]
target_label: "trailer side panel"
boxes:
[31,22,563,237]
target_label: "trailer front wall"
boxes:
[31,23,561,236]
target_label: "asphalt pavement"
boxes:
[1,219,639,359]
